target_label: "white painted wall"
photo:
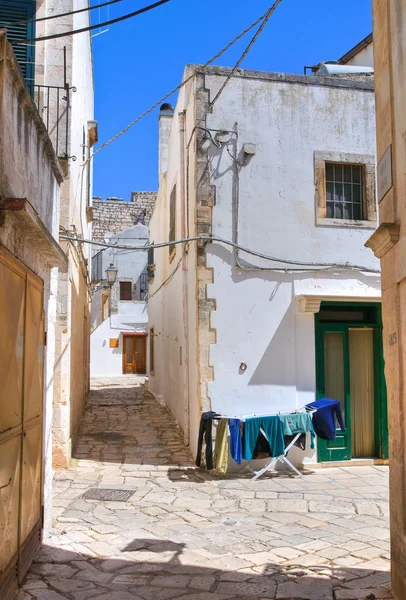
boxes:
[90,303,148,376]
[148,82,199,443]
[150,67,381,467]
[203,73,380,463]
[344,43,374,68]
[90,223,149,376]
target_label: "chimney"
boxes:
[158,103,174,178]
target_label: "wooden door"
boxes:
[19,273,44,582]
[123,336,134,374]
[134,336,146,375]
[0,250,44,599]
[123,335,147,374]
[0,252,25,600]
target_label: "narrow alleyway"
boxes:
[19,378,392,600]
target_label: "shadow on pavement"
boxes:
[21,540,393,600]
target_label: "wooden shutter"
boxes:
[120,282,132,301]
[0,1,36,94]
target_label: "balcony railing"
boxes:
[33,47,77,161]
[34,82,76,160]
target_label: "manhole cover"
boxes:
[80,488,135,502]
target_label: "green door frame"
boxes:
[315,302,388,462]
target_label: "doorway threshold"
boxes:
[304,458,389,469]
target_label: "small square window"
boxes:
[324,163,364,221]
[315,151,377,227]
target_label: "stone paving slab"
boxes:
[19,378,393,600]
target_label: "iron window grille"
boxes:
[326,163,363,220]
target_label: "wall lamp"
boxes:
[105,263,118,287]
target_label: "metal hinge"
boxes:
[44,331,47,347]
[41,505,45,529]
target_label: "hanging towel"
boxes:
[196,411,217,470]
[305,398,346,441]
[228,418,243,464]
[243,416,285,460]
[214,418,229,474]
[279,413,316,449]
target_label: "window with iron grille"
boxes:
[314,151,376,227]
[120,281,132,301]
[326,163,363,220]
[169,184,176,259]
[0,0,36,95]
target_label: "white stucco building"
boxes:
[148,41,387,468]
[90,222,149,377]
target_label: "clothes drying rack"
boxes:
[214,407,317,480]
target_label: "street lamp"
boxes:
[105,263,118,287]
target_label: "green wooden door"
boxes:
[315,303,388,462]
[316,324,351,461]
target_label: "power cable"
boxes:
[12,0,170,45]
[206,0,283,112]
[59,233,381,273]
[83,2,282,166]
[1,0,123,26]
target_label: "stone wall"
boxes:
[92,192,157,242]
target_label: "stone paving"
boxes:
[19,377,393,600]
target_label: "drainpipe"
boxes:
[179,111,190,447]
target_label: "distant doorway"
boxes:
[122,333,147,374]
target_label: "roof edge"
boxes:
[339,33,373,65]
[184,64,374,92]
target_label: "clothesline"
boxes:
[212,407,317,421]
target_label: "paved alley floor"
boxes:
[20,378,392,600]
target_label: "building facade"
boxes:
[92,192,157,242]
[90,222,149,377]
[149,52,385,465]
[0,30,66,599]
[33,0,96,469]
[366,2,406,598]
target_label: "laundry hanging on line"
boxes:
[195,409,316,473]
[305,398,345,441]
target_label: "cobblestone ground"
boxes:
[19,378,393,600]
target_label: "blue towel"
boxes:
[305,398,346,441]
[228,419,243,464]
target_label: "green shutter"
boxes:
[0,1,36,94]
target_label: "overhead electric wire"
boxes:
[1,0,123,26]
[59,233,381,273]
[83,1,283,166]
[206,0,283,112]
[12,0,170,45]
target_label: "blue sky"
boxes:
[91,0,372,200]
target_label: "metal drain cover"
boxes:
[80,488,135,502]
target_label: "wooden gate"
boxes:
[0,249,44,599]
